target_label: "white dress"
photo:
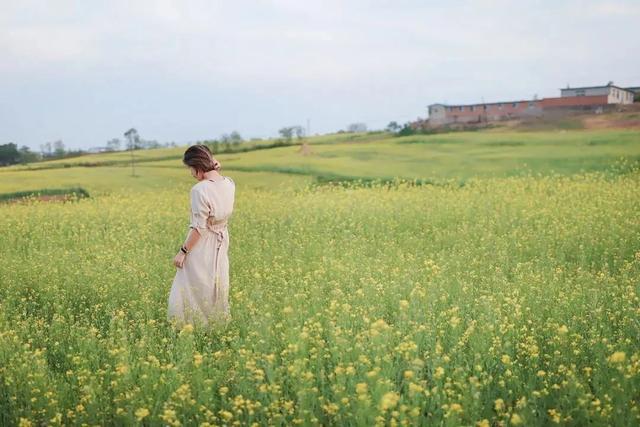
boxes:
[167,176,235,328]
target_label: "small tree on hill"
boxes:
[386,121,400,133]
[124,128,140,176]
[347,122,367,133]
[278,127,294,143]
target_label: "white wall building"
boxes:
[560,83,634,105]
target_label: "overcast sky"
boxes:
[1,0,639,151]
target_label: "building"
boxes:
[560,82,634,105]
[427,81,636,126]
[428,100,542,126]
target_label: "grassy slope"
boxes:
[220,130,640,181]
[1,129,639,195]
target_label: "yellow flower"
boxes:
[182,323,194,333]
[608,351,626,363]
[378,391,400,411]
[494,398,505,412]
[548,408,561,423]
[408,382,423,394]
[193,353,203,367]
[511,413,524,425]
[434,366,445,379]
[450,403,463,413]
[558,325,568,335]
[135,408,150,420]
[18,418,32,427]
[476,420,490,427]
[220,410,233,421]
[403,370,414,380]
[501,354,511,365]
[356,382,368,394]
[399,300,409,310]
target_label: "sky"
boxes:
[1,0,639,152]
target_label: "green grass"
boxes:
[0,187,90,203]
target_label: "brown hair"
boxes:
[183,144,221,173]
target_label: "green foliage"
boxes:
[0,187,89,203]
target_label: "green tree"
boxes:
[386,121,400,133]
[0,143,20,166]
[278,127,294,143]
[18,145,39,163]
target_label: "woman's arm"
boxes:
[173,228,202,268]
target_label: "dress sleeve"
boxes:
[189,185,210,233]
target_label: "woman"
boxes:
[167,144,235,329]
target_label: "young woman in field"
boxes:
[167,144,235,329]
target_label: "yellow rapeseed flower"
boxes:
[511,413,524,425]
[608,351,626,363]
[135,408,150,420]
[378,391,400,411]
[193,353,203,367]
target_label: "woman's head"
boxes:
[183,144,221,178]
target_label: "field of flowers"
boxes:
[1,134,639,425]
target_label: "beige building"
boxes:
[560,83,634,104]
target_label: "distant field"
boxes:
[1,128,639,425]
[2,129,639,195]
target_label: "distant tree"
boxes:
[386,121,401,133]
[229,131,243,146]
[278,127,294,143]
[40,141,52,158]
[18,145,39,163]
[124,128,139,176]
[0,143,20,166]
[293,126,305,140]
[208,140,221,154]
[347,122,367,133]
[124,128,141,150]
[52,140,65,157]
[219,134,233,152]
[398,122,416,136]
[106,138,121,151]
[143,139,161,149]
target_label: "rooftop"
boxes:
[429,99,538,108]
[560,83,634,93]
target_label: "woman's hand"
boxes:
[174,251,186,268]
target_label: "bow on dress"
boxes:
[205,216,228,286]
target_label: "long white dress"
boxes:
[167,176,235,328]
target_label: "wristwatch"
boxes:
[180,245,189,255]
